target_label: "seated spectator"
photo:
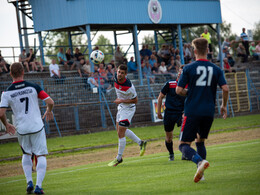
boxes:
[249,42,259,60]
[175,55,182,71]
[106,64,115,85]
[149,54,157,67]
[0,50,9,74]
[114,46,124,67]
[226,53,235,67]
[256,42,260,53]
[143,61,155,84]
[98,63,107,79]
[151,62,159,75]
[159,61,168,74]
[88,71,111,93]
[19,49,30,72]
[157,44,170,63]
[223,58,235,73]
[71,48,84,70]
[65,48,75,67]
[237,43,248,62]
[144,44,152,58]
[167,59,177,73]
[175,48,180,57]
[57,47,68,70]
[108,59,116,69]
[82,59,91,75]
[169,47,176,59]
[127,56,138,73]
[49,59,65,84]
[27,48,44,72]
[183,43,192,64]
[77,59,89,79]
[140,45,146,61]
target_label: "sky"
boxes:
[0,0,260,63]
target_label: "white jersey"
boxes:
[114,74,137,109]
[0,80,50,135]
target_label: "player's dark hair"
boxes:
[118,64,127,73]
[10,62,24,78]
[192,38,208,56]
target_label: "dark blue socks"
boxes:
[179,143,203,164]
[196,142,206,160]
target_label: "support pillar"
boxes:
[15,1,23,53]
[38,32,45,65]
[86,25,94,72]
[217,23,223,69]
[154,31,159,52]
[178,24,184,64]
[68,31,73,55]
[133,25,143,86]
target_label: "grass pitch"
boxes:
[0,139,259,195]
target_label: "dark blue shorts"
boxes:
[180,115,214,142]
[164,112,182,132]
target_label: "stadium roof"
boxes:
[28,0,222,32]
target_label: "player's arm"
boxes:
[176,86,188,96]
[220,84,229,119]
[42,97,54,122]
[157,92,165,119]
[0,108,16,135]
[114,96,138,104]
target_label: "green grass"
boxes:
[0,139,259,194]
[0,114,259,160]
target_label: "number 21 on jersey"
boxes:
[196,66,213,86]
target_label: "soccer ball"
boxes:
[90,50,104,64]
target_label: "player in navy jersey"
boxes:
[157,66,185,161]
[108,64,147,167]
[0,62,54,194]
[176,38,229,183]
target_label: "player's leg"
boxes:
[195,134,206,160]
[164,112,175,161]
[31,129,48,194]
[165,131,174,161]
[18,134,34,193]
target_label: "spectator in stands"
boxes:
[19,49,30,72]
[57,48,68,70]
[65,48,75,68]
[226,53,235,67]
[237,43,248,63]
[159,61,168,74]
[70,48,84,70]
[169,47,176,59]
[0,50,9,74]
[167,59,177,73]
[106,64,115,86]
[114,46,124,67]
[149,54,157,67]
[127,56,138,73]
[27,48,44,72]
[108,59,116,69]
[140,45,146,61]
[92,71,112,93]
[98,63,107,79]
[49,59,65,84]
[201,27,212,54]
[77,59,89,79]
[256,42,260,53]
[82,59,91,75]
[152,62,159,75]
[222,38,235,51]
[223,58,235,73]
[175,55,182,71]
[175,48,180,57]
[240,28,250,56]
[158,44,170,63]
[249,42,259,60]
[144,44,152,58]
[183,43,192,64]
[143,61,155,84]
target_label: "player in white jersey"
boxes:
[108,64,147,167]
[0,62,54,194]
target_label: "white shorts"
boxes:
[116,105,136,127]
[18,128,48,156]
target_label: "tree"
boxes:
[253,20,260,41]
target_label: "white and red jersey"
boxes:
[0,80,50,135]
[114,74,137,108]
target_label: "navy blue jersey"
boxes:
[178,60,227,117]
[161,80,185,114]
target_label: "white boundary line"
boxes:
[0,140,259,185]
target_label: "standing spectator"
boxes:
[127,56,138,73]
[249,42,259,60]
[57,48,68,70]
[176,38,229,183]
[144,44,152,58]
[240,28,250,56]
[157,66,185,161]
[0,62,54,194]
[114,46,124,67]
[19,49,30,72]
[49,59,65,84]
[237,43,248,62]
[27,48,44,72]
[108,64,147,167]
[139,45,146,61]
[200,28,212,54]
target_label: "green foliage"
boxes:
[0,139,260,194]
[93,34,114,63]
[0,114,259,160]
[253,20,260,41]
